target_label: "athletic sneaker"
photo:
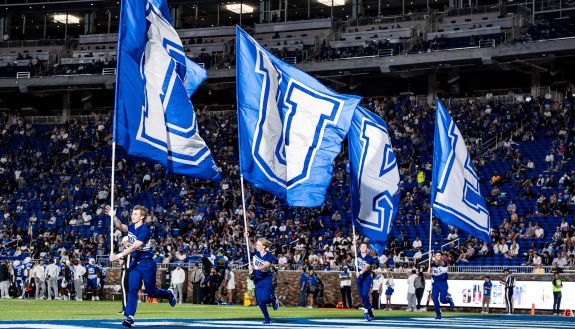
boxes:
[273,297,280,311]
[167,289,177,307]
[122,317,135,328]
[435,315,442,320]
[118,310,124,315]
[449,298,455,311]
[363,312,370,321]
[262,320,271,325]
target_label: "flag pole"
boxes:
[235,26,252,268]
[240,175,252,267]
[109,142,117,255]
[352,221,359,276]
[109,0,125,258]
[428,208,433,270]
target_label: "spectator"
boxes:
[225,268,235,304]
[33,259,46,300]
[298,267,308,307]
[481,276,492,314]
[533,263,546,274]
[414,271,425,311]
[372,268,383,310]
[190,264,204,304]
[171,264,186,304]
[307,268,319,309]
[406,269,417,311]
[339,266,352,309]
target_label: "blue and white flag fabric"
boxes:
[349,106,400,254]
[114,0,220,181]
[431,98,491,243]
[236,26,361,207]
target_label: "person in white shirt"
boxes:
[226,269,236,304]
[378,253,389,267]
[533,252,543,266]
[494,240,509,255]
[45,258,60,300]
[371,269,383,310]
[506,241,519,258]
[535,224,544,238]
[170,265,186,304]
[73,260,86,301]
[412,236,423,250]
[33,260,47,299]
[406,269,418,311]
[277,254,288,269]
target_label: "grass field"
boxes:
[0,300,475,321]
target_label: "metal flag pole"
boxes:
[352,221,359,276]
[109,142,117,255]
[240,174,252,267]
[428,208,433,270]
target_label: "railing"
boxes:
[417,238,460,268]
[344,13,428,29]
[0,39,66,48]
[378,49,394,57]
[16,72,31,79]
[283,57,297,64]
[445,5,501,18]
[102,68,116,75]
[479,39,496,48]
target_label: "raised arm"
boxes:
[105,205,128,233]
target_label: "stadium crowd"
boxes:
[0,94,574,302]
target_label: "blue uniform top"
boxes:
[86,264,99,279]
[128,223,154,267]
[252,250,274,282]
[431,260,449,282]
[357,252,375,279]
[483,281,492,296]
[100,267,107,279]
[14,265,25,280]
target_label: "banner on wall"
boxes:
[383,279,575,310]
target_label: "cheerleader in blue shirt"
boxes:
[246,233,279,324]
[429,251,454,319]
[356,242,375,321]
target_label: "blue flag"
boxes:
[431,98,491,243]
[114,0,220,181]
[236,26,361,207]
[349,106,400,254]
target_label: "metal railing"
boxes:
[102,68,116,75]
[16,72,31,79]
[445,5,501,18]
[344,13,428,29]
[0,39,66,48]
[479,39,496,48]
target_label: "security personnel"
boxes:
[552,272,563,316]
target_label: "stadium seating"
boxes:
[1,95,573,273]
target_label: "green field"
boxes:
[0,300,476,321]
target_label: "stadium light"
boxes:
[225,3,254,14]
[317,0,346,6]
[53,14,80,24]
